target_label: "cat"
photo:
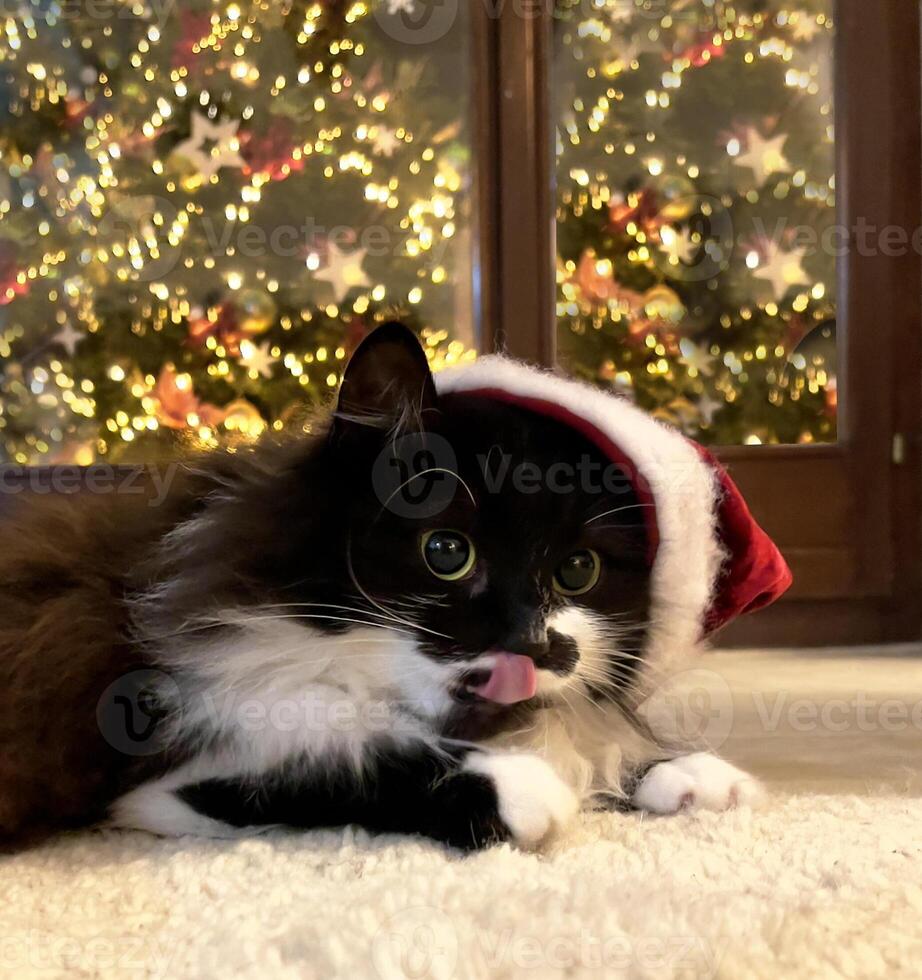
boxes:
[0,323,767,852]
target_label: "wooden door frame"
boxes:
[723,0,922,646]
[473,0,555,363]
[474,0,922,646]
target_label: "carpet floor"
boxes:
[3,797,921,980]
[3,649,922,979]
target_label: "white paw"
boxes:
[632,753,763,815]
[464,752,579,847]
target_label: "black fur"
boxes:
[178,745,509,851]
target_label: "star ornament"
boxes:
[791,16,821,42]
[679,338,716,377]
[659,225,698,265]
[753,243,811,300]
[239,339,278,380]
[733,129,790,185]
[53,320,83,356]
[371,126,401,158]
[386,0,416,13]
[608,1,633,24]
[314,241,371,301]
[695,391,724,427]
[174,111,245,180]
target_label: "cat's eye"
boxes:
[553,549,601,596]
[421,530,476,581]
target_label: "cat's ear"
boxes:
[333,322,438,435]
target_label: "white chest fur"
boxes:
[147,606,651,802]
[156,615,459,775]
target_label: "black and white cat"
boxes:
[0,324,789,851]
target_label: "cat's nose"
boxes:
[496,623,579,676]
[498,617,548,661]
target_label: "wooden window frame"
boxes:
[474,0,922,646]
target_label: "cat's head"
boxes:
[178,323,789,739]
[301,323,654,733]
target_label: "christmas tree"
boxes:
[0,0,839,463]
[0,0,476,463]
[554,0,837,445]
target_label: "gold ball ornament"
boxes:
[222,399,266,438]
[743,429,774,446]
[653,174,698,223]
[236,289,277,335]
[85,259,112,287]
[597,359,617,382]
[642,284,686,324]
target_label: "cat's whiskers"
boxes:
[558,682,601,716]
[346,540,453,641]
[226,611,417,636]
[144,611,417,644]
[583,502,656,526]
[182,634,470,708]
[249,601,410,623]
[377,466,477,516]
[385,592,450,611]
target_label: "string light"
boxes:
[0,0,475,462]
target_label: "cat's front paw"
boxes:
[632,753,763,815]
[464,752,578,848]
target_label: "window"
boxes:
[553,0,837,446]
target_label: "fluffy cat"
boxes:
[0,324,770,852]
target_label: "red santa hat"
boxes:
[435,356,791,666]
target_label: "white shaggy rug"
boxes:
[3,794,920,979]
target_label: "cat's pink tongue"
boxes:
[470,653,537,705]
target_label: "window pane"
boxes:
[554,1,837,445]
[0,1,477,464]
